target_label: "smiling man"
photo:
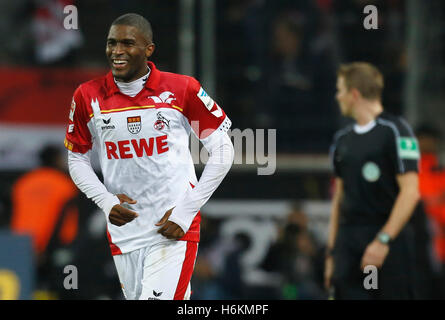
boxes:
[64,13,234,300]
[106,18,153,82]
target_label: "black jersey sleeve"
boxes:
[381,116,420,174]
[329,140,340,177]
[329,127,351,177]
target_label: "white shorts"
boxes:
[113,240,198,300]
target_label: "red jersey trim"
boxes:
[64,137,92,154]
[107,229,122,256]
[87,104,184,118]
[179,211,201,242]
[174,241,198,300]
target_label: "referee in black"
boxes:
[324,62,421,299]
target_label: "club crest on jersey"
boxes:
[154,112,170,131]
[127,116,141,134]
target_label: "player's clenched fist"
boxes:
[109,194,139,226]
[156,207,185,240]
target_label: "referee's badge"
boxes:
[362,162,380,182]
[397,137,420,160]
[127,116,141,134]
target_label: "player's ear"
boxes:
[146,43,155,59]
[350,88,361,101]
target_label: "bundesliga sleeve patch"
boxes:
[197,87,223,118]
[197,87,214,110]
[397,137,420,159]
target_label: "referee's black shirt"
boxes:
[330,111,420,225]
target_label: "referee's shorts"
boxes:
[332,224,416,300]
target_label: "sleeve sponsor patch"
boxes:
[197,87,223,118]
[397,137,420,159]
[197,87,214,111]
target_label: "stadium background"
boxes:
[0,0,444,299]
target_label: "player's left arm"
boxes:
[361,118,420,269]
[157,131,234,239]
[361,172,420,269]
[379,172,420,240]
[157,78,234,239]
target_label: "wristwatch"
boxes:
[376,232,392,245]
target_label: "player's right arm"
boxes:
[325,177,343,290]
[64,86,138,226]
[325,133,346,290]
[67,151,138,225]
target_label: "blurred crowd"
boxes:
[2,145,123,299]
[0,0,424,153]
[0,0,444,300]
[0,134,445,299]
[191,203,327,300]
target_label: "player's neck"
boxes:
[115,67,150,85]
[354,100,383,126]
[114,67,150,97]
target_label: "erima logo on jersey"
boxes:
[148,91,176,104]
[197,87,223,118]
[104,135,169,159]
[147,290,162,300]
[101,118,115,130]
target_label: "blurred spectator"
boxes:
[216,0,264,131]
[0,0,33,64]
[192,217,251,300]
[333,0,388,64]
[332,0,407,116]
[191,216,227,300]
[31,0,83,66]
[216,0,338,154]
[218,232,251,299]
[408,203,440,299]
[10,144,80,298]
[416,124,445,297]
[261,11,337,153]
[260,203,325,299]
[191,255,224,300]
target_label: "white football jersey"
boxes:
[65,62,231,254]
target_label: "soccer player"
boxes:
[64,13,234,300]
[325,62,420,299]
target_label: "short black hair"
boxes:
[111,13,153,43]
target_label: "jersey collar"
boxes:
[353,120,376,134]
[105,61,160,97]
